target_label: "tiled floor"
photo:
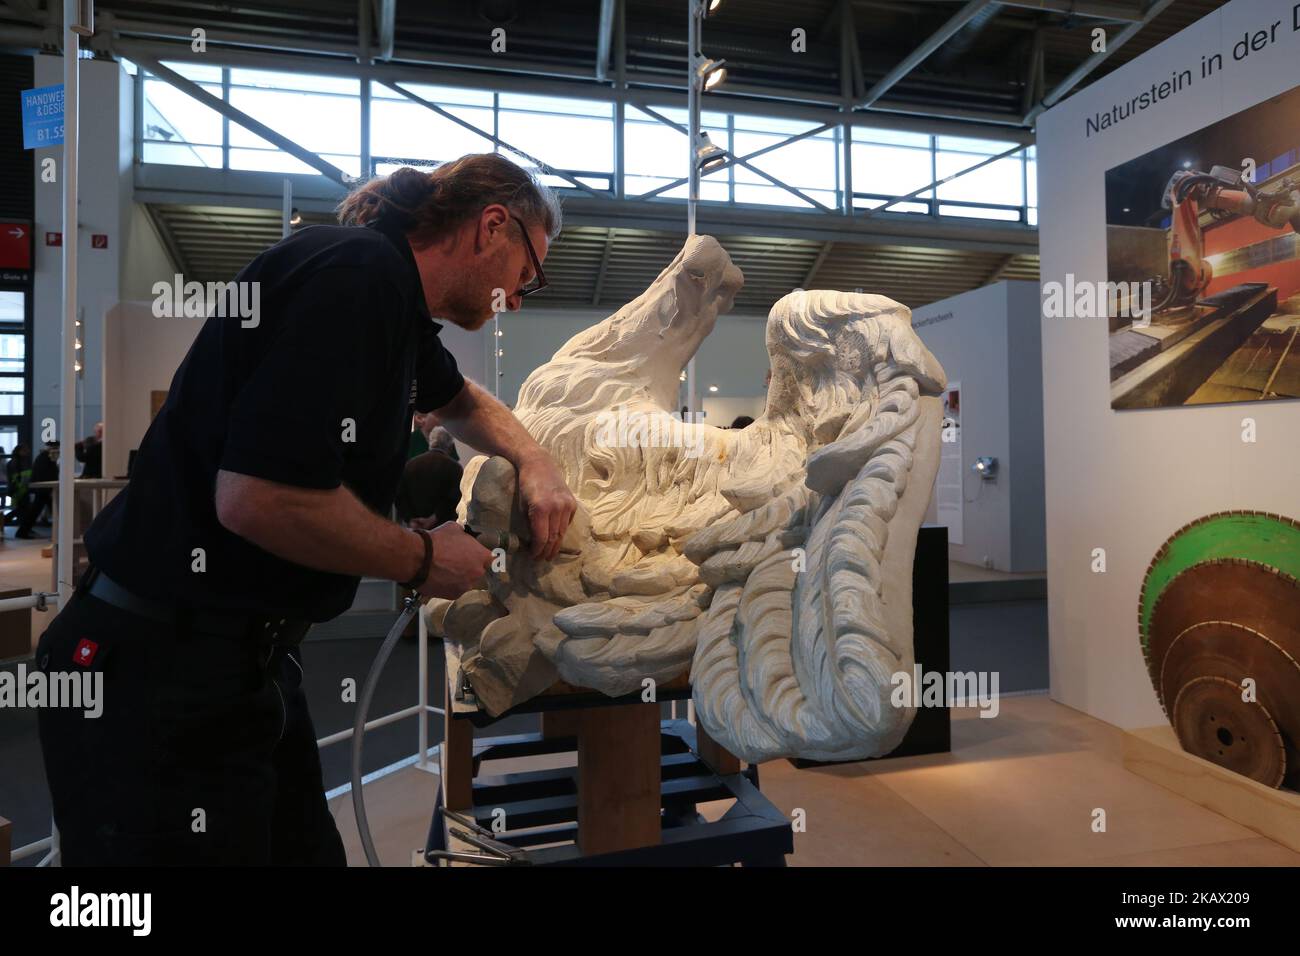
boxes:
[0,529,58,658]
[331,695,1300,867]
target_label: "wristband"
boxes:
[400,528,433,591]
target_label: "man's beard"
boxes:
[439,248,507,330]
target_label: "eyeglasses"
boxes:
[510,215,548,297]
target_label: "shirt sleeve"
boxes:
[220,266,403,490]
[413,319,466,412]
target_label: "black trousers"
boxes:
[16,488,50,534]
[36,586,347,866]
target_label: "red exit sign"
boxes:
[0,222,31,269]
[45,231,61,246]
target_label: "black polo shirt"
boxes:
[84,216,466,622]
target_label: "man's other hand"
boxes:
[516,451,577,562]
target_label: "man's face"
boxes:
[439,209,549,331]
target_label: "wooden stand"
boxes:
[0,587,31,661]
[1124,724,1300,853]
[447,690,665,853]
[442,673,475,812]
[436,664,792,865]
[576,702,662,854]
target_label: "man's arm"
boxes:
[214,470,492,599]
[433,379,577,561]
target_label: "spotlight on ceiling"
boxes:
[704,0,724,16]
[289,208,303,226]
[708,384,719,392]
[696,56,728,91]
[695,131,727,173]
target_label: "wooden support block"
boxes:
[442,678,474,811]
[696,722,742,775]
[577,702,661,855]
[0,815,10,867]
[0,587,32,660]
[541,709,582,739]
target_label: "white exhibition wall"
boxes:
[913,280,1045,573]
[1037,0,1300,728]
[494,306,771,412]
[102,302,203,480]
[31,57,132,448]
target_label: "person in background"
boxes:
[17,441,58,539]
[409,408,459,462]
[76,421,104,479]
[5,443,30,527]
[395,447,464,531]
[730,415,754,429]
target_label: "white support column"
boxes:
[684,0,700,429]
[57,0,79,610]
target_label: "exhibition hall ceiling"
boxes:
[3,1,1232,126]
[10,1,1221,306]
[147,203,1040,311]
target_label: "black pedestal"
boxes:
[789,524,950,768]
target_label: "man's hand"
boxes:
[416,522,495,599]
[516,451,577,561]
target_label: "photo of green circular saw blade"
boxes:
[1138,511,1300,788]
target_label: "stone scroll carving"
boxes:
[427,235,947,763]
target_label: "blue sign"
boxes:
[21,84,64,149]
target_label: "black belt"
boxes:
[83,567,313,644]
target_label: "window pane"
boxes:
[855,197,930,214]
[0,377,23,414]
[935,135,1020,154]
[623,176,728,201]
[0,334,25,374]
[734,183,835,209]
[636,105,728,128]
[228,149,359,176]
[935,153,1023,205]
[395,83,493,107]
[498,110,613,172]
[732,113,818,135]
[142,142,223,167]
[160,60,222,83]
[733,130,837,191]
[497,92,612,118]
[144,78,224,145]
[0,293,23,323]
[228,88,359,155]
[624,118,686,178]
[854,126,930,148]
[851,142,934,197]
[939,204,1022,221]
[371,100,494,164]
[229,69,358,95]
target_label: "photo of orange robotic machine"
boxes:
[1105,86,1300,409]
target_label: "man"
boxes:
[396,447,463,531]
[75,420,104,478]
[16,440,57,539]
[36,153,577,865]
[5,442,31,527]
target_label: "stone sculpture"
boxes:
[427,234,948,763]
